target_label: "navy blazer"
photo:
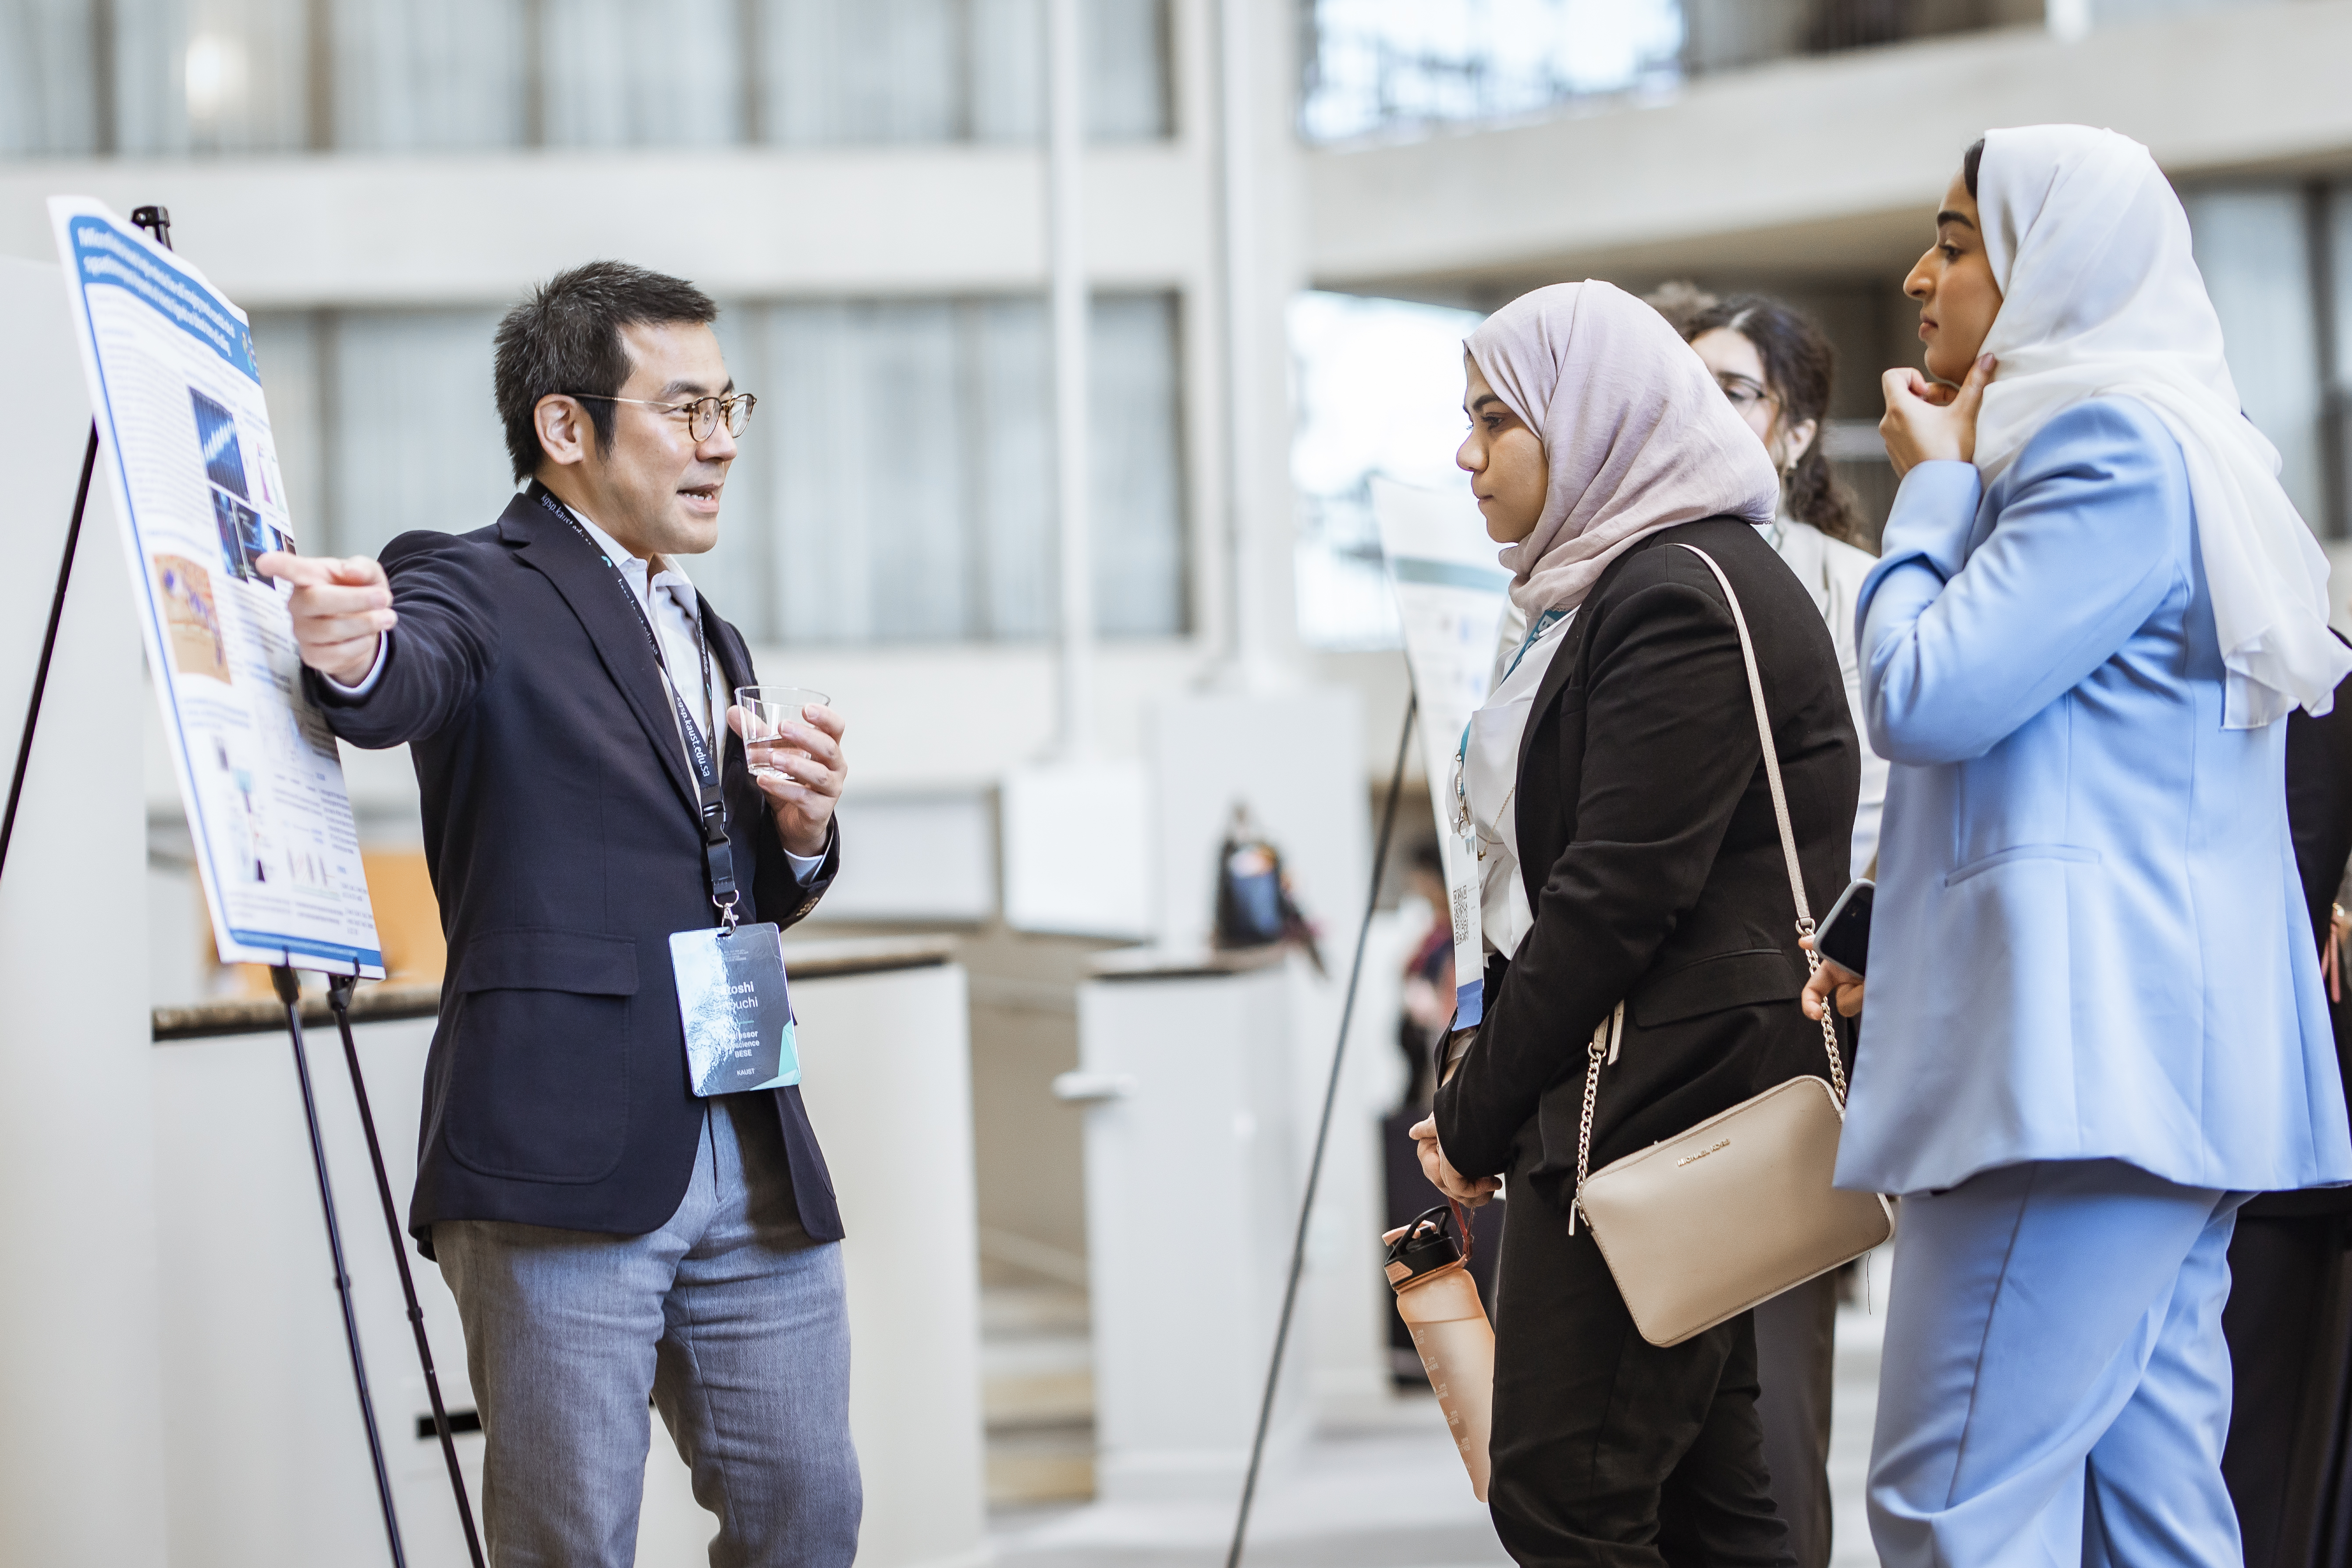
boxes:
[308,489,843,1253]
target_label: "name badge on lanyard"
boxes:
[539,485,799,1097]
[1447,731,1485,1028]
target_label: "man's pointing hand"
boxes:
[256,551,395,687]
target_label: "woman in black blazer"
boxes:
[1415,282,1859,1565]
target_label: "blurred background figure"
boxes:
[2226,646,2352,1568]
[1679,291,1884,1568]
[1684,294,1885,879]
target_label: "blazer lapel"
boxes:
[499,492,700,815]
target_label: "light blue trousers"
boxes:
[435,1096,861,1568]
[1868,1159,2245,1568]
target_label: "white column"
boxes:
[1047,0,1094,757]
[0,257,170,1568]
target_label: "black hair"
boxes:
[1963,137,1985,200]
[493,261,719,482]
[1682,294,1866,548]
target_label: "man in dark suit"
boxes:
[260,262,857,1567]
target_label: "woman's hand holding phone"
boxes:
[1801,936,1866,1021]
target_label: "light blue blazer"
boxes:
[1834,396,2352,1197]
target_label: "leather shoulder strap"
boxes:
[1670,543,1813,930]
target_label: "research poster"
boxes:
[50,197,383,976]
[1373,475,1511,861]
[1378,477,1511,1022]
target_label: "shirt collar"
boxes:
[563,500,698,609]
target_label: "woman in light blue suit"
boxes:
[1806,127,2352,1568]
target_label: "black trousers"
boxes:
[2223,1211,2352,1568]
[1490,1171,1796,1568]
[1751,1274,1836,1568]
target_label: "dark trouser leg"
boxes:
[1487,1173,1795,1568]
[2224,1213,2352,1568]
[1751,1273,1837,1568]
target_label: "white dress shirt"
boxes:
[330,497,827,880]
[1755,515,1886,878]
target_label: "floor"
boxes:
[985,1295,1892,1568]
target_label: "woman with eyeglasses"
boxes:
[1673,294,1880,1568]
[1684,297,1884,883]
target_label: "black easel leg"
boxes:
[0,423,99,889]
[1224,692,1419,1568]
[328,975,486,1568]
[275,966,408,1568]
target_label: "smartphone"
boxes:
[1815,879,1873,976]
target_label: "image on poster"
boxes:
[49,196,383,976]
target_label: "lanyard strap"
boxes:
[534,486,740,927]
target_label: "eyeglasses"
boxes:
[1715,375,1776,412]
[567,392,758,441]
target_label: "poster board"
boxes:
[1374,478,1509,1015]
[50,197,383,976]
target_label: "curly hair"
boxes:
[1681,294,1867,547]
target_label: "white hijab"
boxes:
[1972,124,2350,727]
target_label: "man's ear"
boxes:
[534,394,592,470]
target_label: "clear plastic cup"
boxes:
[732,685,830,781]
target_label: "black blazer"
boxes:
[1434,518,1859,1210]
[309,490,843,1253]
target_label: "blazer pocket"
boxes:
[1944,844,2099,889]
[445,929,638,1185]
[1629,948,1802,1029]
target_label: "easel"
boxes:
[1,206,483,1568]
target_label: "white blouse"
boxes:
[1458,607,1574,961]
[1757,516,1885,878]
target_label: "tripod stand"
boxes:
[4,204,483,1568]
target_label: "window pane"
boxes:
[332,0,527,151]
[114,0,310,154]
[0,0,101,155]
[1090,294,1184,635]
[758,0,966,145]
[765,291,1184,646]
[2184,186,2325,528]
[328,310,514,559]
[544,0,743,148]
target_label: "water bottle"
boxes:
[1384,1203,1495,1500]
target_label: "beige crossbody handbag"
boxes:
[1572,543,1894,1348]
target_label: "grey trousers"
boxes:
[435,1095,861,1568]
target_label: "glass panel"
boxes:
[965,296,1056,636]
[1289,290,1485,650]
[757,0,967,145]
[692,304,775,640]
[113,0,311,154]
[765,291,1184,646]
[327,309,514,559]
[1090,294,1184,635]
[2184,185,2326,528]
[248,312,326,552]
[543,0,744,148]
[0,0,102,155]
[1303,0,1684,144]
[332,0,528,151]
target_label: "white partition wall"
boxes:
[143,942,984,1568]
[1071,951,1310,1499]
[0,256,172,1568]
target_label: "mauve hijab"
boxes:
[1468,280,1781,617]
